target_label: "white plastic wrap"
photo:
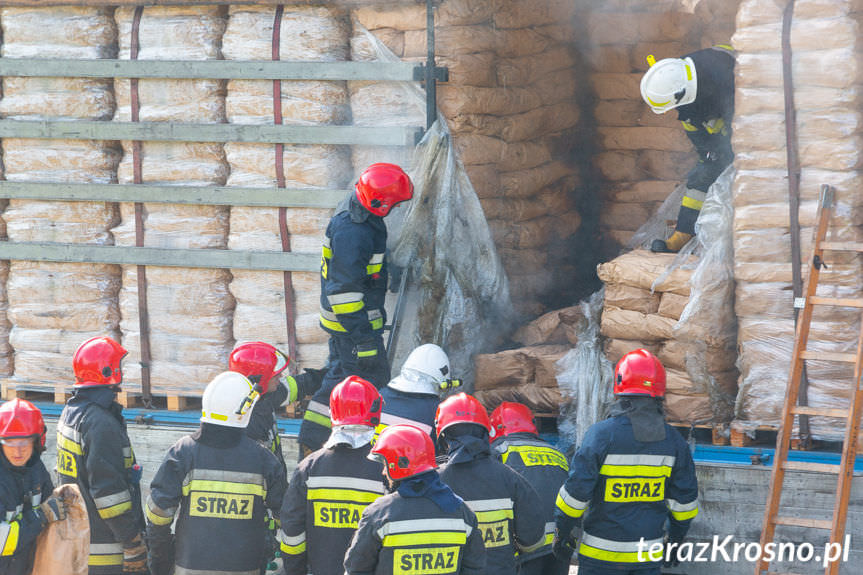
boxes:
[555,290,615,454]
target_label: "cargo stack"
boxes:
[0,7,120,394]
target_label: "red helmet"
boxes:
[330,376,384,427]
[371,424,436,481]
[490,402,537,437]
[0,399,46,450]
[614,349,666,398]
[73,336,127,388]
[355,163,414,217]
[434,392,491,438]
[229,342,290,394]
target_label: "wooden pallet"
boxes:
[116,392,202,412]
[668,422,731,446]
[1,382,71,404]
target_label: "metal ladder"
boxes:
[756,185,863,575]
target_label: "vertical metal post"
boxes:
[425,0,436,130]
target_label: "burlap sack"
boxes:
[32,484,90,575]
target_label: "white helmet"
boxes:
[201,371,258,428]
[388,344,451,396]
[640,56,697,114]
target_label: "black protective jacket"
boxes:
[0,451,53,575]
[491,432,569,564]
[279,442,385,575]
[344,472,486,575]
[145,423,287,575]
[438,434,546,575]
[57,386,144,574]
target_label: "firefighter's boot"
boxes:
[651,231,693,253]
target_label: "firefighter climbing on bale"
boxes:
[57,337,148,575]
[145,371,287,575]
[299,163,414,454]
[554,349,699,575]
[640,45,735,253]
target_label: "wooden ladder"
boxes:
[757,185,863,575]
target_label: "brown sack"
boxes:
[32,484,90,575]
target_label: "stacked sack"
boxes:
[354,0,582,317]
[112,6,234,395]
[0,7,120,388]
[731,0,863,439]
[222,5,354,369]
[598,250,738,424]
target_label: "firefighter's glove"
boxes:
[123,533,149,574]
[552,527,577,562]
[38,495,68,524]
[297,367,327,397]
[353,341,379,370]
[663,534,685,568]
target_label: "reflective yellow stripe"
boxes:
[284,376,300,403]
[681,196,704,210]
[322,245,332,259]
[714,43,734,51]
[308,488,381,504]
[281,541,306,555]
[544,532,554,546]
[671,507,699,521]
[703,117,725,135]
[599,464,672,478]
[88,553,125,566]
[98,501,132,519]
[356,348,377,358]
[382,531,467,547]
[366,263,383,275]
[555,493,587,518]
[474,509,513,523]
[502,445,569,471]
[181,480,266,498]
[303,409,332,428]
[146,507,174,526]
[681,120,698,132]
[647,96,671,108]
[371,317,384,330]
[56,434,83,455]
[319,315,348,333]
[685,64,692,81]
[331,300,365,315]
[1,522,19,556]
[579,543,646,563]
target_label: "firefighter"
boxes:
[640,46,735,253]
[229,341,324,471]
[278,376,386,575]
[0,399,70,575]
[553,349,699,575]
[344,424,486,575]
[299,163,414,453]
[376,343,461,446]
[145,371,287,575]
[57,336,147,575]
[489,402,570,575]
[435,393,545,575]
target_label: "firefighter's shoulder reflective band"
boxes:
[307,475,384,503]
[579,533,663,563]
[0,521,20,556]
[666,497,699,521]
[181,469,267,498]
[303,400,332,428]
[89,542,124,566]
[94,490,133,519]
[555,487,588,518]
[377,518,472,547]
[278,529,306,555]
[145,496,177,526]
[378,413,433,436]
[502,444,569,471]
[599,454,675,478]
[56,424,83,455]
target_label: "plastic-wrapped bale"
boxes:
[222,5,353,368]
[731,0,863,441]
[0,7,120,392]
[473,344,570,414]
[111,6,233,397]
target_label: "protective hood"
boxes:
[387,369,440,396]
[609,396,666,442]
[325,424,376,450]
[444,432,491,465]
[397,470,463,513]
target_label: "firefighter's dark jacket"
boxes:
[491,432,569,564]
[0,450,53,575]
[278,441,385,575]
[438,432,545,575]
[57,387,144,571]
[677,46,735,192]
[145,423,287,575]
[344,471,486,575]
[377,386,439,441]
[554,410,699,571]
[319,195,388,345]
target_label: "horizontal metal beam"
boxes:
[0,242,320,272]
[0,58,418,82]
[0,181,346,208]
[0,120,421,147]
